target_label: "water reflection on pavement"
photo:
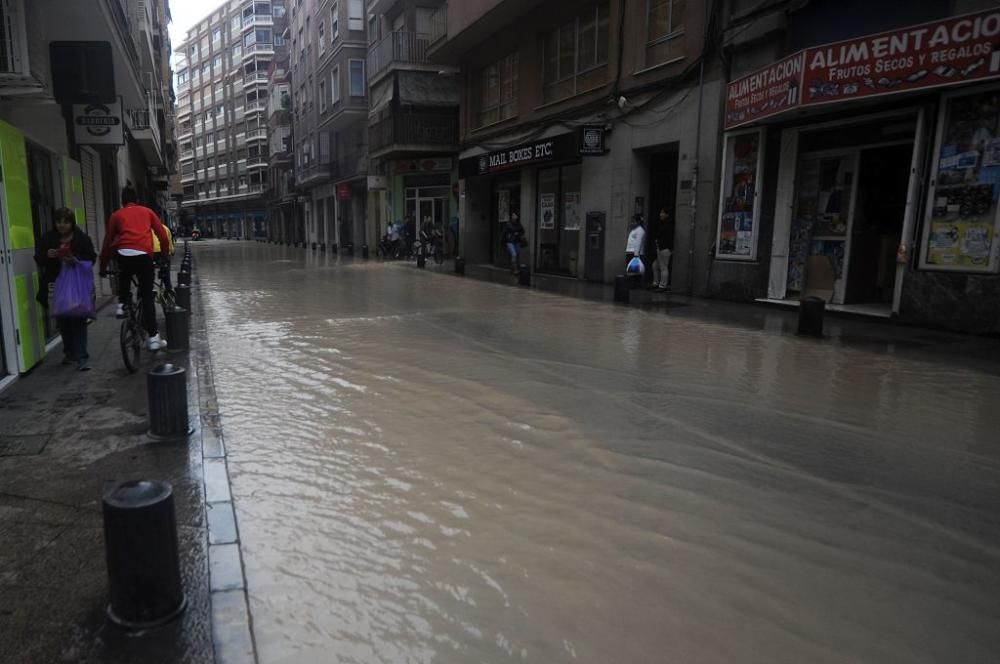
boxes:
[198,242,1000,664]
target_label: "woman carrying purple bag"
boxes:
[34,208,97,371]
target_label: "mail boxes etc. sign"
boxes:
[459,132,581,178]
[725,8,1000,129]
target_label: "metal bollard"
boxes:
[417,253,426,268]
[174,285,191,312]
[518,265,531,287]
[320,243,326,252]
[454,256,465,275]
[312,242,317,251]
[147,364,191,439]
[614,275,630,303]
[103,479,187,630]
[164,308,190,351]
[177,270,190,286]
[362,244,369,259]
[798,296,826,337]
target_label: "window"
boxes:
[233,43,242,59]
[275,34,285,46]
[348,0,363,31]
[201,63,210,79]
[475,52,518,129]
[319,79,326,112]
[331,3,339,41]
[214,55,223,71]
[368,15,379,45]
[231,14,241,32]
[541,2,609,104]
[645,0,685,67]
[331,66,340,104]
[318,21,325,53]
[349,59,365,96]
[212,27,222,42]
[715,129,762,260]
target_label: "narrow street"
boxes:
[198,242,1000,664]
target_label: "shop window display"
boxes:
[921,88,1000,273]
[716,130,762,259]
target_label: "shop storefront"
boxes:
[459,132,589,276]
[716,7,1000,332]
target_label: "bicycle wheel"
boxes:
[120,318,143,373]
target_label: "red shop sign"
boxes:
[802,8,1000,107]
[337,183,352,200]
[725,52,805,130]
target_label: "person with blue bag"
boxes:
[34,208,97,371]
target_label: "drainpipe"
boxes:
[686,0,712,295]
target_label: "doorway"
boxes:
[647,149,679,283]
[535,164,582,276]
[491,180,520,268]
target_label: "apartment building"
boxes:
[265,5,297,243]
[175,0,284,238]
[429,0,719,291]
[0,0,175,387]
[288,0,370,252]
[366,0,461,253]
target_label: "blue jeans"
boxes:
[58,317,89,365]
[506,242,519,262]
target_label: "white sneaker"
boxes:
[115,303,125,319]
[148,334,167,351]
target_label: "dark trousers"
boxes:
[58,317,88,364]
[117,253,158,336]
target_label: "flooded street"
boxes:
[198,242,1000,664]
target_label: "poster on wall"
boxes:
[540,193,556,230]
[922,89,1000,272]
[498,190,510,223]
[716,131,761,259]
[564,192,581,231]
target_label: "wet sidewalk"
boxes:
[0,266,252,663]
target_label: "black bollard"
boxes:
[174,285,191,312]
[164,308,189,351]
[311,242,317,251]
[320,243,326,252]
[614,274,630,303]
[798,296,826,337]
[330,243,338,253]
[103,479,187,630]
[346,244,354,256]
[362,244,369,259]
[147,364,191,439]
[177,271,190,287]
[454,256,465,275]
[417,253,426,268]
[518,265,531,287]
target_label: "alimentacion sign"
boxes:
[726,8,1000,129]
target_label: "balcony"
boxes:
[245,100,268,114]
[368,110,458,158]
[126,93,163,166]
[243,43,275,59]
[247,128,268,141]
[367,32,431,84]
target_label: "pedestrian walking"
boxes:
[34,208,98,371]
[504,212,526,275]
[651,208,673,291]
[625,213,646,275]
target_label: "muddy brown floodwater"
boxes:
[198,242,1000,664]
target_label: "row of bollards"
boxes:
[99,242,197,632]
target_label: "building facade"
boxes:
[711,0,1000,334]
[367,0,461,255]
[265,4,297,243]
[174,0,282,238]
[429,0,719,291]
[0,0,175,388]
[287,0,370,252]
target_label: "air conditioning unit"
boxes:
[0,0,29,77]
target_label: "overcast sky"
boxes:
[168,0,226,53]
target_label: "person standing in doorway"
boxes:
[652,208,673,291]
[504,212,526,275]
[625,213,646,273]
[99,185,171,351]
[34,208,98,370]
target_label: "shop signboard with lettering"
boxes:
[724,8,1000,130]
[802,8,1000,107]
[725,53,805,130]
[459,133,580,178]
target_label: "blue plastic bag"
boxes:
[626,256,645,275]
[51,260,96,318]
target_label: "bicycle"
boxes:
[109,270,172,373]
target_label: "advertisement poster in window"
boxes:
[921,88,1000,272]
[540,193,556,230]
[716,130,762,259]
[564,192,581,231]
[498,190,510,223]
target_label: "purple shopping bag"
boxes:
[51,260,96,318]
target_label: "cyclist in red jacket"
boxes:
[99,186,171,351]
